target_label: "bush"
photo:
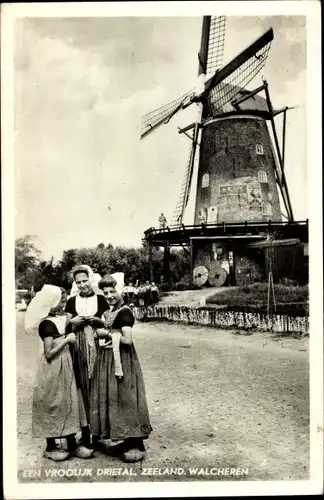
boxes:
[159,278,201,292]
[173,278,201,291]
[279,277,298,286]
[159,282,174,293]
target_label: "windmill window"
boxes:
[262,202,272,216]
[256,144,264,155]
[258,170,267,183]
[202,173,210,188]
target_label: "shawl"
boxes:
[103,304,132,379]
[74,294,98,379]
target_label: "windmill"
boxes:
[141,16,300,287]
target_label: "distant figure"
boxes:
[127,282,135,304]
[151,282,159,304]
[123,283,130,304]
[124,282,135,305]
[137,283,146,307]
[133,283,139,306]
[158,213,167,229]
[198,210,206,225]
[144,281,152,306]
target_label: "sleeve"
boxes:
[97,295,110,316]
[38,320,59,340]
[114,308,135,329]
[65,297,76,316]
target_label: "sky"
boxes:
[14,13,307,261]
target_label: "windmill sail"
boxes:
[172,16,226,227]
[198,16,226,76]
[202,27,273,115]
[171,123,200,227]
[207,43,272,114]
[205,16,226,76]
[140,89,195,139]
[141,16,226,140]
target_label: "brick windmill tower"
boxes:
[142,17,303,287]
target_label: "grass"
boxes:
[206,283,309,316]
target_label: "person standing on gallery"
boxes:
[158,212,167,229]
[65,265,110,448]
[90,273,152,463]
[25,285,93,461]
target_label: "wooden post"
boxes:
[266,244,276,314]
[230,253,236,286]
[282,107,287,171]
[190,239,194,280]
[163,241,170,283]
[263,81,294,221]
[148,242,153,283]
[228,241,236,286]
[264,247,270,277]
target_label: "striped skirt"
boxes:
[70,328,98,425]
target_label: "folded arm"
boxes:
[43,336,69,361]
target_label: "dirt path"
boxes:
[16,312,309,483]
[159,287,225,307]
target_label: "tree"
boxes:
[34,258,67,291]
[58,249,79,288]
[15,235,41,288]
[15,239,195,292]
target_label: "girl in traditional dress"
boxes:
[25,285,93,461]
[70,265,103,297]
[65,265,110,448]
[90,273,152,463]
[137,283,146,307]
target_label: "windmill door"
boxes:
[207,205,218,224]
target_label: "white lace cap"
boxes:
[25,284,62,332]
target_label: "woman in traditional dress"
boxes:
[137,283,146,306]
[150,282,159,304]
[90,273,152,463]
[127,282,135,306]
[133,282,139,306]
[144,281,152,306]
[25,285,93,461]
[65,265,110,448]
[70,265,103,297]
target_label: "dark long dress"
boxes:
[65,292,109,424]
[90,304,152,442]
